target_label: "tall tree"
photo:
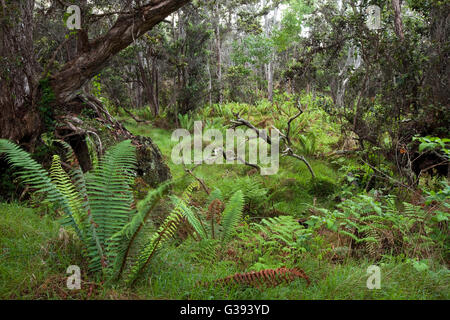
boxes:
[0,0,190,186]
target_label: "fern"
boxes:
[309,193,440,259]
[86,140,137,272]
[221,190,244,244]
[0,139,84,239]
[178,113,194,131]
[126,181,199,285]
[1,139,203,283]
[174,197,208,240]
[203,267,310,288]
[109,181,172,280]
[49,155,86,239]
[164,185,244,244]
[0,139,62,203]
[298,132,317,156]
[219,176,267,209]
[254,215,310,249]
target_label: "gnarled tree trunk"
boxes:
[0,0,190,187]
[0,0,41,149]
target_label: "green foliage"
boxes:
[91,75,103,98]
[221,190,245,244]
[272,0,313,51]
[0,139,64,205]
[37,77,56,130]
[254,215,311,253]
[307,193,448,260]
[219,176,268,210]
[298,132,317,157]
[178,113,194,131]
[175,188,245,245]
[413,136,450,159]
[425,181,450,208]
[308,177,336,197]
[0,139,202,284]
[126,181,199,285]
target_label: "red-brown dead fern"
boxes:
[202,267,310,289]
[207,198,224,223]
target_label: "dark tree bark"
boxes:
[0,0,41,148]
[391,0,405,41]
[0,0,190,186]
[50,0,190,104]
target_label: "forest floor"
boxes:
[1,100,449,299]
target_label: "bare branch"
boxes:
[228,111,316,178]
[282,147,316,179]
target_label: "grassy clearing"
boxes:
[1,101,448,300]
[2,203,446,300]
[133,240,449,299]
[0,203,60,299]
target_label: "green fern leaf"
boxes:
[221,190,244,244]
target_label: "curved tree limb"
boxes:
[228,109,316,178]
[50,0,191,104]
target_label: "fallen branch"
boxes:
[183,164,210,195]
[222,149,260,170]
[121,106,151,124]
[229,110,316,178]
[282,147,316,179]
[230,112,271,145]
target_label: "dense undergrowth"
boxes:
[0,94,448,299]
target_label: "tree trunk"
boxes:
[0,0,190,187]
[0,0,41,148]
[151,56,160,115]
[214,3,223,104]
[49,0,190,104]
[391,0,405,41]
[264,7,276,103]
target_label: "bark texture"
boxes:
[391,0,405,41]
[0,0,190,187]
[0,0,41,148]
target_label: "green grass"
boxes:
[130,239,449,300]
[124,118,340,211]
[0,203,59,298]
[1,203,447,299]
[118,113,448,299]
[1,104,448,300]
[0,203,136,299]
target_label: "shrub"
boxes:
[0,139,200,285]
[308,177,336,197]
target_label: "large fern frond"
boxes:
[0,139,62,202]
[126,181,199,285]
[221,190,244,244]
[172,196,208,240]
[49,155,86,239]
[203,267,310,288]
[109,181,172,280]
[125,207,183,285]
[55,140,88,202]
[86,140,137,272]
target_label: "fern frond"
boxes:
[173,197,208,240]
[221,190,244,244]
[55,140,88,201]
[208,188,223,202]
[86,140,137,272]
[203,267,310,288]
[126,207,183,285]
[0,139,62,202]
[255,215,309,248]
[126,181,199,285]
[109,181,172,280]
[49,155,86,238]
